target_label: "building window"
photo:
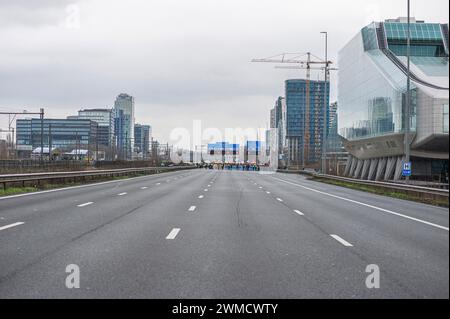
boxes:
[443,104,449,134]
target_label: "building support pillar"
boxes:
[343,155,352,177]
[367,158,378,181]
[384,156,397,181]
[353,159,364,179]
[360,159,370,180]
[394,156,406,181]
[349,156,358,177]
[375,157,387,181]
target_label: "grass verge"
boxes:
[311,176,449,208]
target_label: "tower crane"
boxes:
[251,52,335,168]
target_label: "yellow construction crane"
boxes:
[251,52,335,168]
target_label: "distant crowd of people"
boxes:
[196,163,260,171]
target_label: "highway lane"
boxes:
[251,172,449,298]
[0,169,448,298]
[0,169,209,282]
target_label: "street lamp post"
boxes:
[404,0,412,183]
[321,31,328,175]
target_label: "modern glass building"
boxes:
[338,17,449,182]
[134,124,151,159]
[76,108,115,147]
[285,79,330,167]
[114,93,135,160]
[268,97,287,168]
[16,118,98,156]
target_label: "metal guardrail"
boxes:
[313,173,449,197]
[277,169,449,197]
[0,166,196,190]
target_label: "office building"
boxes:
[134,124,151,159]
[270,108,276,129]
[338,18,449,182]
[285,79,330,168]
[114,93,135,160]
[76,108,115,147]
[16,118,98,157]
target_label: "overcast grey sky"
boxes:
[0,0,448,145]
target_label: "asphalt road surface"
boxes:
[0,169,448,298]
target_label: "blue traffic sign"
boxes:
[402,161,412,177]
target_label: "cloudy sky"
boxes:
[0,0,448,147]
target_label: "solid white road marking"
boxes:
[198,195,204,199]
[294,209,304,216]
[330,234,354,247]
[188,206,197,211]
[0,222,25,231]
[77,202,93,207]
[272,177,449,232]
[117,192,127,196]
[166,228,181,239]
[276,197,283,202]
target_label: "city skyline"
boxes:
[0,0,448,145]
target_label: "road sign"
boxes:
[402,161,412,177]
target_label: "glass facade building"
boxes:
[16,118,98,153]
[285,79,330,165]
[76,108,115,147]
[338,18,449,182]
[114,93,135,160]
[134,124,151,159]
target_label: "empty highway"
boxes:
[0,169,448,298]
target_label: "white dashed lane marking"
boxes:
[330,234,353,247]
[0,222,25,231]
[272,176,449,232]
[117,192,127,196]
[77,202,93,207]
[294,209,304,216]
[166,228,181,240]
[188,206,197,212]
